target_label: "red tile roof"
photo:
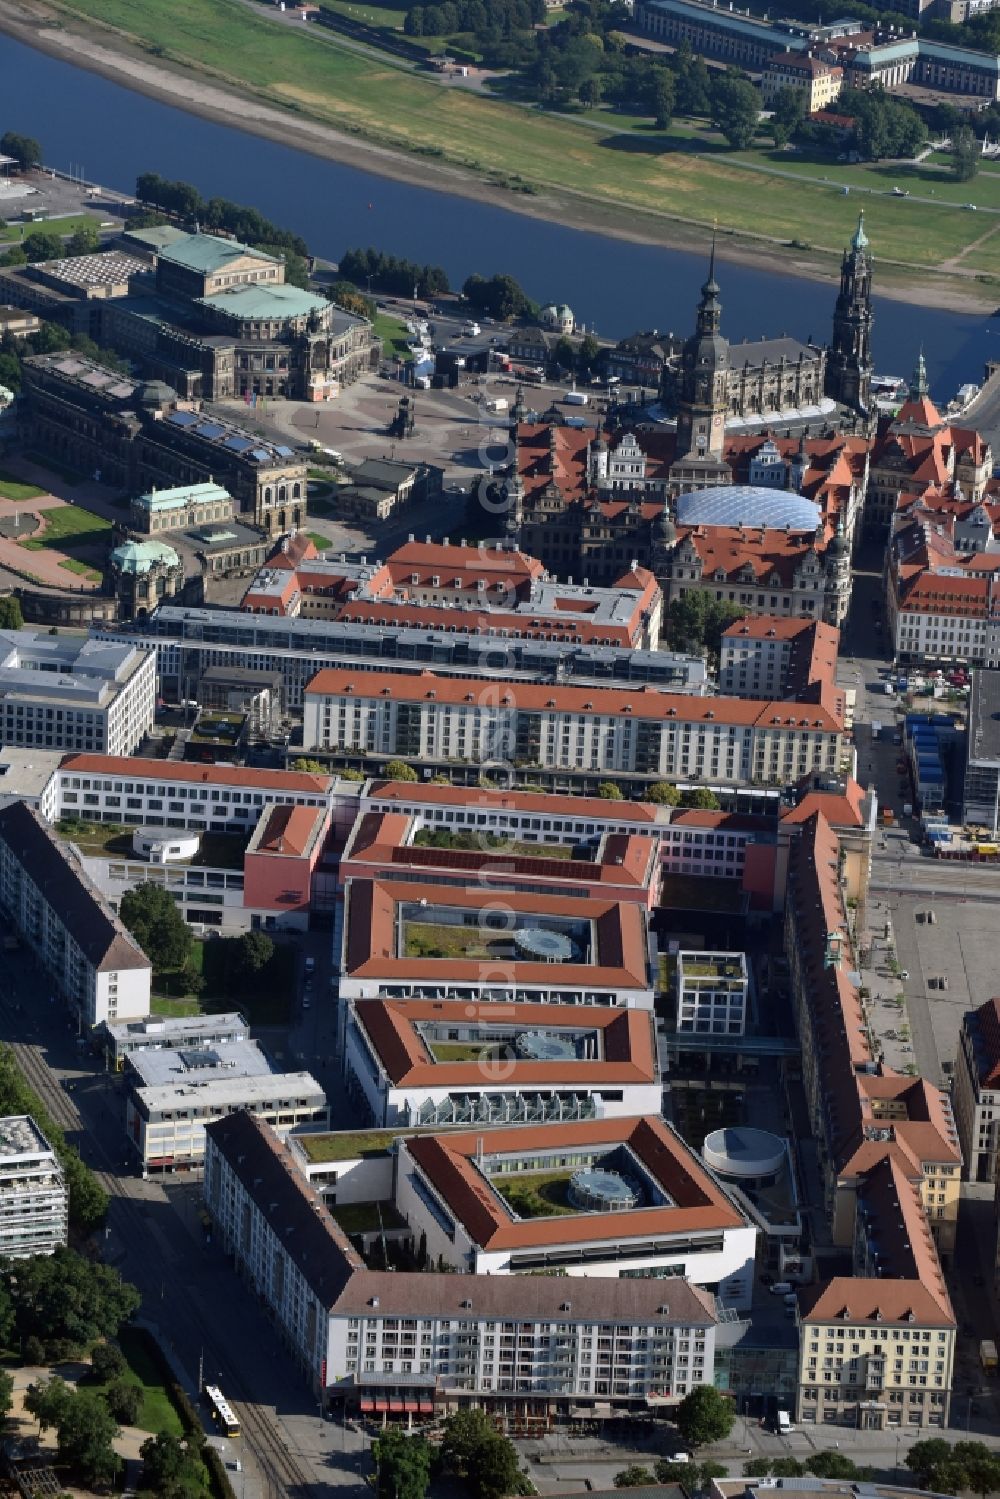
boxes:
[58,753,332,794]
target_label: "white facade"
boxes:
[0,1115,68,1258]
[304,676,842,786]
[893,602,1000,666]
[720,632,796,698]
[204,1113,720,1414]
[128,1071,328,1175]
[676,950,750,1036]
[0,801,151,1029]
[0,632,155,756]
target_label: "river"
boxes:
[0,31,996,392]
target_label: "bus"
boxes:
[205,1385,240,1438]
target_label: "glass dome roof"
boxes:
[676,485,820,531]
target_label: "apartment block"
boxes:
[0,1115,68,1258]
[0,801,151,1029]
[203,1111,719,1425]
[953,997,1000,1182]
[303,669,844,787]
[0,631,155,756]
[719,618,840,701]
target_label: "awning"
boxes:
[359,1399,374,1413]
[389,1399,403,1413]
[374,1399,389,1413]
[404,1401,418,1413]
[418,1400,434,1414]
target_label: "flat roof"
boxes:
[58,753,332,794]
[106,1012,247,1045]
[137,1070,325,1111]
[197,284,328,320]
[365,780,667,825]
[968,670,1000,764]
[0,746,64,800]
[0,1114,57,1160]
[128,1037,270,1088]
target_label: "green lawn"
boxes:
[494,1169,577,1218]
[299,1130,398,1161]
[427,1040,504,1061]
[19,502,111,556]
[46,0,1000,290]
[89,1327,185,1436]
[0,471,45,502]
[404,920,505,960]
[330,1200,405,1233]
[307,530,332,550]
[374,309,412,356]
[60,557,102,580]
[0,212,105,244]
[323,0,408,26]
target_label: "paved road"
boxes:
[0,945,369,1499]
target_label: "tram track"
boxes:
[0,998,320,1499]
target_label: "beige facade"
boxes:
[762,52,844,109]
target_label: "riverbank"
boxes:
[1,0,997,314]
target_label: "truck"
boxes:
[484,397,509,413]
[981,1340,997,1373]
[564,390,589,406]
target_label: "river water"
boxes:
[0,31,996,391]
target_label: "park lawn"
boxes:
[323,0,407,25]
[19,503,112,554]
[373,309,412,355]
[734,144,1000,211]
[60,558,102,580]
[89,1327,185,1436]
[0,471,46,501]
[46,0,997,278]
[307,530,332,549]
[0,212,104,244]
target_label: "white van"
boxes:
[777,1410,793,1434]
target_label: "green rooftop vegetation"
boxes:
[493,1169,577,1219]
[298,1130,398,1161]
[55,818,249,871]
[330,1200,406,1234]
[403,919,505,961]
[412,826,577,860]
[660,875,745,914]
[426,1040,506,1062]
[189,712,245,745]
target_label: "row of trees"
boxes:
[118,882,286,999]
[463,271,535,321]
[0,132,42,171]
[339,245,450,298]
[0,1048,108,1233]
[1,221,103,271]
[743,1451,872,1481]
[907,1438,1000,1496]
[403,0,543,39]
[374,1407,525,1499]
[133,173,310,283]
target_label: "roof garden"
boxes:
[400,903,592,964]
[293,1127,439,1162]
[411,827,579,861]
[482,1143,671,1222]
[416,1020,599,1065]
[189,711,247,747]
[55,818,249,871]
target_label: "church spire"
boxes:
[910,347,929,400]
[696,234,722,337]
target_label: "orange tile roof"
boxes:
[404,1114,746,1250]
[354,997,655,1088]
[252,803,326,858]
[800,1276,954,1328]
[305,668,844,732]
[385,540,545,598]
[335,599,641,646]
[58,753,332,794]
[343,877,652,988]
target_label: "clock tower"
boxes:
[670,239,732,494]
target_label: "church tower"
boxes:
[675,240,730,464]
[826,212,874,417]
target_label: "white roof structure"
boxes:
[675,485,821,530]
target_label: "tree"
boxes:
[615,1468,656,1487]
[140,1431,203,1499]
[578,333,600,372]
[22,231,65,264]
[771,1459,806,1478]
[292,757,326,772]
[56,1389,121,1489]
[952,1442,1000,1499]
[771,86,805,148]
[699,1462,730,1486]
[103,1378,141,1426]
[951,125,980,181]
[25,1377,71,1435]
[0,1369,13,1422]
[579,76,602,108]
[373,1428,432,1499]
[11,1247,141,1355]
[744,1459,773,1478]
[119,882,191,971]
[0,1279,15,1350]
[906,1440,955,1491]
[680,788,721,810]
[65,224,101,257]
[552,334,576,371]
[237,930,274,976]
[597,781,623,800]
[675,1385,734,1447]
[651,69,676,129]
[655,1461,696,1485]
[710,74,760,150]
[806,1453,867,1480]
[441,1409,496,1476]
[0,133,42,171]
[0,597,24,631]
[89,1342,126,1384]
[383,759,418,782]
[22,1335,45,1367]
[645,782,680,805]
[467,1430,522,1499]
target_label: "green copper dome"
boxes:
[851,212,868,252]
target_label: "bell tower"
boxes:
[675,239,730,463]
[827,212,874,417]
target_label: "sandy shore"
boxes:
[1,0,996,314]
